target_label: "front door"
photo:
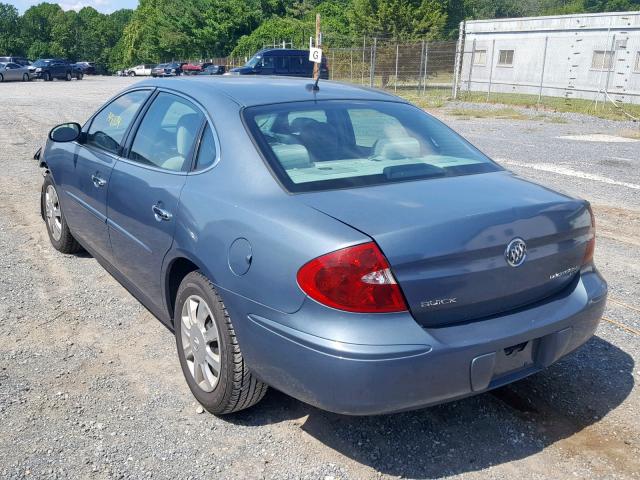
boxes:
[59,89,151,260]
[107,91,204,310]
[5,63,21,80]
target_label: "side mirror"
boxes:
[49,122,82,143]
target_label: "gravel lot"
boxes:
[0,77,638,479]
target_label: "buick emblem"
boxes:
[505,238,527,267]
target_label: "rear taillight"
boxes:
[297,242,407,313]
[582,205,596,266]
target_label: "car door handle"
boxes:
[152,204,172,222]
[91,174,107,187]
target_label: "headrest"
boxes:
[176,113,200,156]
[374,137,421,160]
[271,143,311,169]
[290,117,320,134]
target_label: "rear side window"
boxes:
[275,56,290,73]
[129,92,203,172]
[244,100,501,193]
[195,123,216,170]
[86,90,150,154]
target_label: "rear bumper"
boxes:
[225,270,607,415]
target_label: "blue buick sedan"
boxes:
[36,77,607,415]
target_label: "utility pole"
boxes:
[313,14,321,82]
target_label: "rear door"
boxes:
[107,91,204,310]
[57,89,152,260]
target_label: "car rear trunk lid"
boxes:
[299,172,592,327]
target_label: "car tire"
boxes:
[77,73,83,80]
[129,71,135,77]
[65,72,72,81]
[23,73,29,82]
[42,175,82,254]
[174,271,268,415]
[44,72,51,81]
[0,73,3,82]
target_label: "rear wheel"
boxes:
[22,73,29,82]
[44,72,51,81]
[42,175,81,254]
[174,271,267,414]
[0,73,3,82]
[76,72,83,80]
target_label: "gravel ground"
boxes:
[0,77,638,480]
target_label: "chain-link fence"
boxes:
[183,38,459,101]
[165,14,640,120]
[324,39,457,94]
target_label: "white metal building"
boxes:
[457,11,640,105]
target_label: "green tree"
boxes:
[21,2,64,58]
[349,0,447,40]
[0,3,23,55]
[584,0,640,11]
[231,17,313,57]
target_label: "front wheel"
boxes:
[23,73,29,82]
[76,72,83,80]
[65,72,72,81]
[175,271,267,414]
[129,71,135,77]
[44,72,51,81]
[0,73,3,82]
[42,176,81,254]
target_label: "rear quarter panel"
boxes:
[168,93,368,315]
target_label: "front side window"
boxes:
[497,50,514,66]
[86,90,150,154]
[262,56,274,69]
[129,92,203,172]
[244,101,501,193]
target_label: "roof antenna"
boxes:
[307,14,322,92]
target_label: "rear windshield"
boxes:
[243,100,501,193]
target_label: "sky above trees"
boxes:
[8,0,137,13]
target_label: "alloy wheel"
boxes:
[180,295,221,392]
[45,185,62,241]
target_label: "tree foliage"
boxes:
[0,0,637,72]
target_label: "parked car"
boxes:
[0,56,31,67]
[125,64,155,76]
[36,77,606,416]
[227,48,329,78]
[32,59,83,81]
[182,62,212,75]
[74,61,96,75]
[151,62,183,77]
[0,62,32,82]
[197,64,225,75]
